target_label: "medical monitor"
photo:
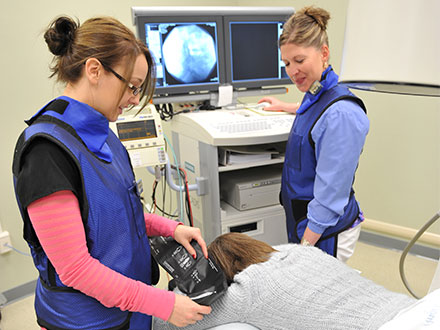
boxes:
[224,16,292,89]
[132,7,294,104]
[135,14,225,98]
[109,105,167,167]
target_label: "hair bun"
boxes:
[44,16,78,56]
[302,6,330,31]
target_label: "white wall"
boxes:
[1,0,438,293]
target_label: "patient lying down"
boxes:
[154,232,416,330]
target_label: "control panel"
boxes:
[110,105,166,167]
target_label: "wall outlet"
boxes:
[0,231,12,254]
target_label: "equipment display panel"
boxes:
[109,106,167,167]
[116,119,158,141]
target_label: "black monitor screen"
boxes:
[226,19,290,88]
[144,21,220,92]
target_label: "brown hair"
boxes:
[208,232,277,284]
[44,16,156,108]
[279,6,331,49]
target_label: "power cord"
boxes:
[150,169,179,219]
[198,100,218,110]
[0,241,31,257]
[156,103,175,121]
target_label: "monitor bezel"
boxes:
[223,14,293,90]
[136,15,226,97]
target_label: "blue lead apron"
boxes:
[281,67,366,257]
[13,98,152,330]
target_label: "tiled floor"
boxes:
[346,241,437,297]
[1,240,438,330]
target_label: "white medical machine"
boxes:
[130,6,295,245]
[168,107,294,245]
[109,105,167,168]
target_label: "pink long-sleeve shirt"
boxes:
[28,190,178,322]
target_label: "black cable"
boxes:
[156,103,174,121]
[198,100,220,110]
[173,109,191,116]
[151,179,178,218]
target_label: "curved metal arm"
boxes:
[146,153,207,195]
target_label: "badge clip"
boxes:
[309,81,323,95]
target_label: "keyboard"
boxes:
[173,108,295,145]
[212,118,272,133]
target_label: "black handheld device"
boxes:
[149,236,228,306]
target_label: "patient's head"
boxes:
[208,232,277,283]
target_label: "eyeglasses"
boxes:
[102,64,142,97]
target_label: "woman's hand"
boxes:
[168,294,212,327]
[173,225,208,259]
[258,97,300,114]
[301,226,322,246]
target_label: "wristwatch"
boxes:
[301,238,313,247]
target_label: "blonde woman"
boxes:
[260,6,369,262]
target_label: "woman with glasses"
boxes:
[12,16,211,330]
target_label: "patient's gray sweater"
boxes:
[154,244,415,330]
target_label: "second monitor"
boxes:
[225,16,291,89]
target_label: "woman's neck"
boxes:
[63,81,93,108]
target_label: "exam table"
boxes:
[209,324,259,330]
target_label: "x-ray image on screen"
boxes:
[145,22,219,88]
[163,25,216,83]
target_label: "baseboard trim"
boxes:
[362,218,440,248]
[1,279,36,305]
[359,230,439,260]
